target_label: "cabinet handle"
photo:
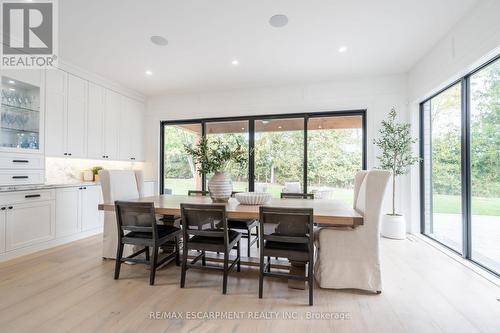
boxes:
[64,153,68,156]
[8,206,13,210]
[25,194,41,198]
[1,207,5,210]
[12,159,29,163]
[130,157,135,160]
[83,187,87,189]
[68,153,72,156]
[12,176,29,179]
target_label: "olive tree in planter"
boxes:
[373,107,419,239]
[185,136,247,202]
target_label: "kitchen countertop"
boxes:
[0,179,155,193]
[0,182,100,193]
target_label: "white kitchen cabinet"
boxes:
[87,83,105,159]
[45,69,67,157]
[5,200,55,251]
[66,74,88,157]
[119,96,144,161]
[0,211,5,253]
[55,187,80,237]
[55,185,103,236]
[103,90,120,160]
[81,185,103,231]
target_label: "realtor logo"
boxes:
[1,0,58,68]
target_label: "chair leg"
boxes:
[180,246,188,288]
[145,246,150,261]
[267,256,271,272]
[149,246,158,286]
[222,252,229,294]
[236,240,241,272]
[202,250,206,266]
[114,242,124,280]
[259,252,264,299]
[256,225,259,248]
[308,259,314,306]
[174,236,180,266]
[247,227,251,257]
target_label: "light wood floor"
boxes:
[0,235,499,333]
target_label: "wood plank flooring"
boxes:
[0,235,499,333]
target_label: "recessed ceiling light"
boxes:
[278,125,282,129]
[145,70,153,76]
[8,80,15,84]
[231,59,239,66]
[338,46,348,53]
[269,14,288,28]
[150,35,168,46]
[241,127,245,130]
[9,88,15,91]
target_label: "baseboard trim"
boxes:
[0,228,102,262]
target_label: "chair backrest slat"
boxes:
[188,190,209,197]
[114,201,158,237]
[259,206,313,243]
[181,203,229,245]
[280,192,314,200]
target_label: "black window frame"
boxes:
[419,54,500,277]
[160,109,367,196]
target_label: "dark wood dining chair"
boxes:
[188,189,259,257]
[180,203,242,294]
[114,201,181,285]
[280,192,315,199]
[258,206,315,305]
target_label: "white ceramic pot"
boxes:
[207,171,233,203]
[381,214,406,240]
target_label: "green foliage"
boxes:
[184,136,247,175]
[374,108,419,176]
[91,166,103,176]
[374,107,419,215]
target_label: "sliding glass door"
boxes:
[469,58,500,273]
[254,118,304,197]
[163,123,203,195]
[206,120,249,192]
[307,115,363,205]
[421,83,463,252]
[421,55,499,275]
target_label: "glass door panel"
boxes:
[255,118,304,197]
[470,58,500,273]
[163,123,203,195]
[423,83,463,253]
[205,120,249,192]
[307,116,363,205]
[0,76,40,150]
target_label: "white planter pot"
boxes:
[207,171,233,203]
[381,214,406,240]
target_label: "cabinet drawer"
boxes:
[0,154,45,169]
[0,189,54,206]
[0,170,44,186]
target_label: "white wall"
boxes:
[407,0,500,233]
[145,74,410,219]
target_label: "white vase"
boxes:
[207,171,233,203]
[381,214,406,240]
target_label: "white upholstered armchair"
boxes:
[314,170,391,292]
[99,169,145,259]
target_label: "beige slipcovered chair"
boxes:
[99,169,145,259]
[314,170,391,292]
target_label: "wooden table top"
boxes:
[98,195,363,227]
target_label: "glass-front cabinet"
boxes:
[0,75,41,152]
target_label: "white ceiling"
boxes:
[60,0,479,96]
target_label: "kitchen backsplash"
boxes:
[45,157,153,184]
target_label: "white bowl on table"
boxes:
[234,192,271,205]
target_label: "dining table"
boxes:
[98,194,364,289]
